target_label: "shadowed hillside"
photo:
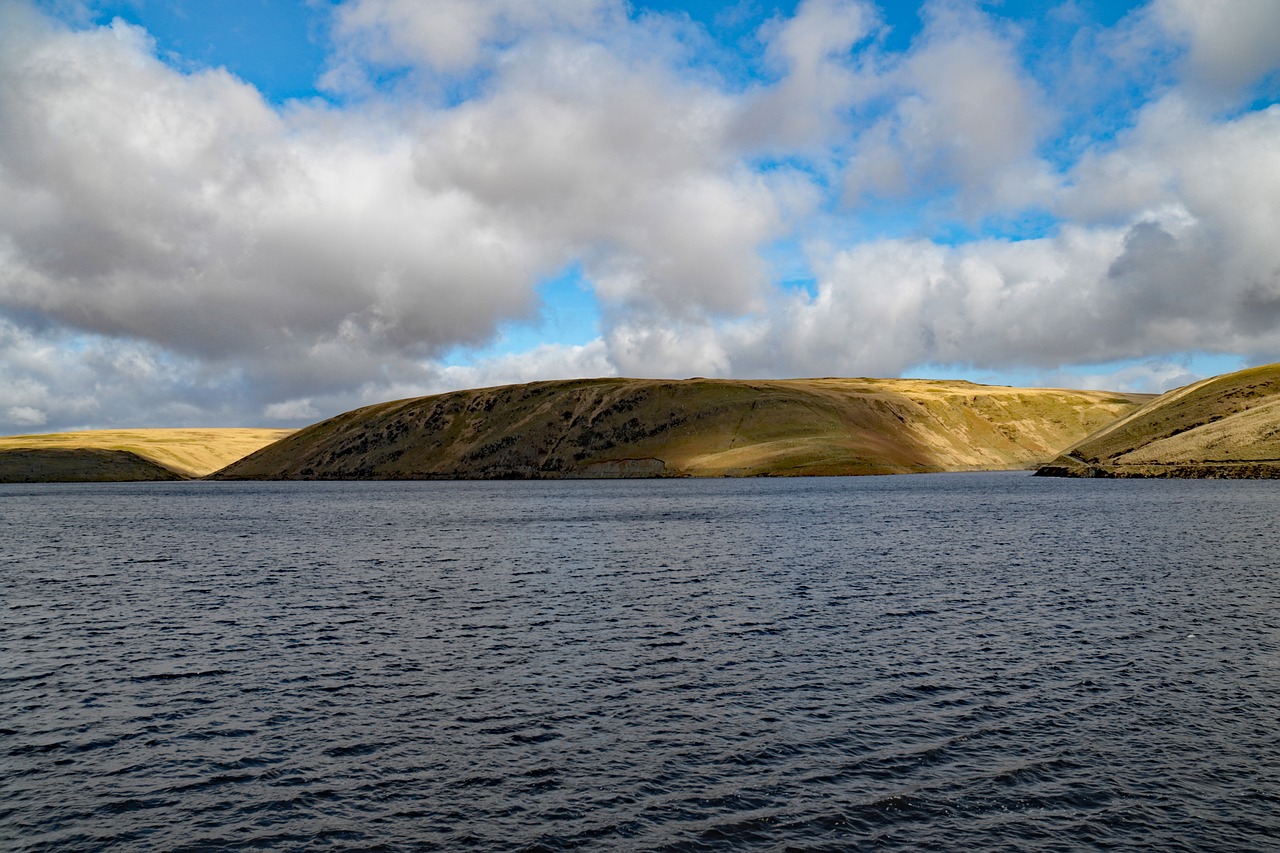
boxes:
[212,377,1148,480]
[0,428,295,480]
[1036,362,1280,478]
[0,448,187,482]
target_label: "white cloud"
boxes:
[0,3,795,428]
[263,398,321,421]
[843,5,1054,212]
[5,406,47,428]
[0,8,552,368]
[1153,0,1280,96]
[1,0,1278,433]
[671,181,1280,382]
[1057,96,1280,348]
[733,0,879,150]
[410,41,785,315]
[430,340,616,391]
[1052,358,1218,396]
[0,314,228,429]
[328,0,618,78]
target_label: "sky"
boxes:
[1,0,1279,432]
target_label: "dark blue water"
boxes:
[2,473,1279,851]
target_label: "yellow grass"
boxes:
[0,428,295,477]
[214,377,1148,479]
[1055,362,1280,467]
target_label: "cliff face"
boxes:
[1035,362,1280,478]
[211,377,1147,480]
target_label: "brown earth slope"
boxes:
[212,377,1148,480]
[1036,362,1280,478]
[0,428,295,480]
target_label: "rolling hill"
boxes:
[212,377,1148,480]
[1035,362,1280,478]
[0,428,295,481]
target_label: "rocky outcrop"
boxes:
[1036,461,1280,479]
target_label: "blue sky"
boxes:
[84,1,332,102]
[1,0,1278,430]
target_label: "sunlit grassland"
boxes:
[0,428,296,477]
[215,377,1151,479]
[1040,362,1280,477]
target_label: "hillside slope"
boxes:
[1036,362,1280,478]
[0,448,187,483]
[212,377,1147,480]
[0,428,295,479]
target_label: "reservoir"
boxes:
[3,473,1278,850]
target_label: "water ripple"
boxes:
[2,474,1279,850]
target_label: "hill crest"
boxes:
[213,376,1148,480]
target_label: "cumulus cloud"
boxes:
[431,339,616,392]
[733,0,879,150]
[1153,0,1280,96]
[5,406,47,428]
[410,40,784,315]
[0,315,231,430]
[0,7,551,369]
[735,221,1214,378]
[2,0,1279,432]
[842,4,1054,213]
[704,143,1280,381]
[328,0,618,79]
[1058,95,1280,348]
[263,398,322,422]
[0,1,791,427]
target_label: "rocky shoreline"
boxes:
[1035,461,1280,479]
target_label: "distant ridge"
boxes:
[1036,362,1280,478]
[212,377,1148,480]
[0,428,295,482]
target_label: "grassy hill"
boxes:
[0,428,295,481]
[212,377,1148,480]
[1036,362,1280,478]
[0,448,189,483]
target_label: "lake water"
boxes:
[2,473,1279,851]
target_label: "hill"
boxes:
[0,448,187,483]
[1035,362,1280,478]
[0,428,295,480]
[212,377,1148,480]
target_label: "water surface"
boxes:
[3,474,1279,850]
